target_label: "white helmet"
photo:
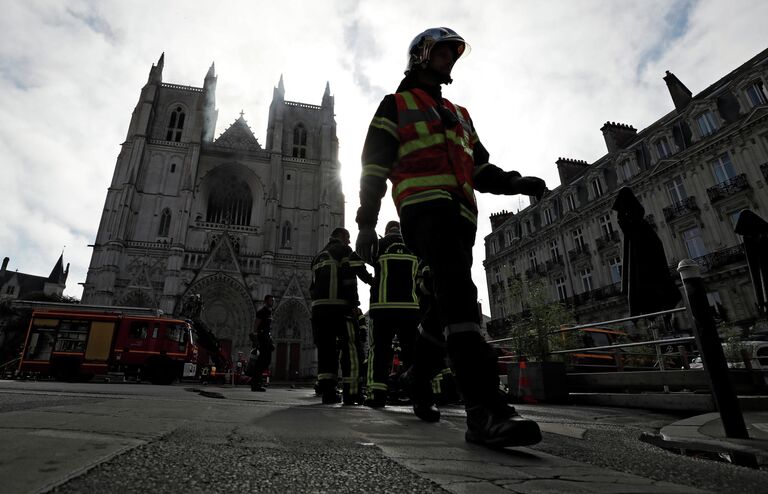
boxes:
[405,27,469,74]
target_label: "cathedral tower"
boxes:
[82,56,345,378]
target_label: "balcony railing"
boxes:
[693,245,746,270]
[595,230,621,251]
[706,173,750,202]
[662,196,699,222]
[525,264,546,279]
[568,244,591,262]
[545,255,565,271]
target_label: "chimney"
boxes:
[663,70,692,112]
[490,210,514,230]
[556,157,590,186]
[1,257,8,273]
[600,122,637,153]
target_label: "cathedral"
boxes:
[81,54,346,379]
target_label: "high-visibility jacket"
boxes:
[390,88,479,224]
[370,233,419,311]
[310,238,371,308]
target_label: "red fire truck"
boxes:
[17,303,198,384]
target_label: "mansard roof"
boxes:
[214,114,262,151]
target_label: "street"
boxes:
[1,380,766,493]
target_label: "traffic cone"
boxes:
[517,360,537,404]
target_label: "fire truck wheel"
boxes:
[144,357,177,385]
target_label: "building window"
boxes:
[655,137,672,159]
[525,220,532,235]
[572,227,585,250]
[281,221,292,248]
[682,226,708,259]
[591,178,604,198]
[619,159,634,181]
[729,210,745,244]
[158,209,171,237]
[544,208,553,225]
[493,266,502,283]
[566,194,576,212]
[292,123,307,158]
[555,277,567,301]
[666,176,687,204]
[166,106,185,142]
[609,257,622,284]
[696,110,718,137]
[549,239,560,260]
[599,213,614,237]
[528,250,538,270]
[580,268,593,292]
[711,153,736,184]
[745,80,767,107]
[706,291,725,319]
[489,238,498,255]
[206,175,253,226]
[170,163,176,173]
[5,286,15,295]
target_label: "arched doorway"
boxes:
[187,273,255,360]
[271,299,313,380]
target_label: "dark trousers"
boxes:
[250,349,272,385]
[400,200,502,408]
[366,308,420,396]
[312,306,360,396]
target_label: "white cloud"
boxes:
[1,0,766,315]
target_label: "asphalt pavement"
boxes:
[1,380,767,493]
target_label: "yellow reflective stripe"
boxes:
[397,189,453,209]
[380,261,388,304]
[370,302,420,310]
[311,299,350,307]
[393,174,458,198]
[463,183,477,205]
[362,164,390,179]
[459,203,477,225]
[400,91,418,110]
[346,319,358,392]
[474,163,490,177]
[399,133,446,157]
[317,373,336,380]
[371,116,398,138]
[414,120,430,138]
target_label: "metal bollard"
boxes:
[678,259,757,468]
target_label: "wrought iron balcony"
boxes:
[567,244,591,262]
[706,174,750,203]
[662,196,699,222]
[545,255,565,271]
[525,264,546,279]
[693,245,746,270]
[595,230,621,251]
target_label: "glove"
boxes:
[509,176,547,200]
[355,228,377,264]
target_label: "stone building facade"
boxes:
[81,55,345,379]
[484,48,768,338]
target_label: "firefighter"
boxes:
[364,220,421,408]
[247,294,275,392]
[310,227,374,405]
[355,27,546,447]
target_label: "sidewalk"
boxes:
[659,409,768,457]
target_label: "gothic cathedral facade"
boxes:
[81,54,345,379]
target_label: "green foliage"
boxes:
[503,278,577,362]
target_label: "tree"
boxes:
[503,277,577,362]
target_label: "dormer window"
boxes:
[166,106,185,142]
[544,207,553,225]
[591,178,604,198]
[619,159,634,181]
[566,194,576,212]
[696,110,718,137]
[655,137,672,159]
[292,124,307,158]
[745,80,767,107]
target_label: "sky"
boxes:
[1,0,767,314]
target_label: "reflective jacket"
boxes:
[390,88,478,223]
[310,238,372,308]
[370,232,419,311]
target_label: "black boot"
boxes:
[364,390,387,408]
[400,367,440,422]
[465,403,542,448]
[319,378,341,404]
